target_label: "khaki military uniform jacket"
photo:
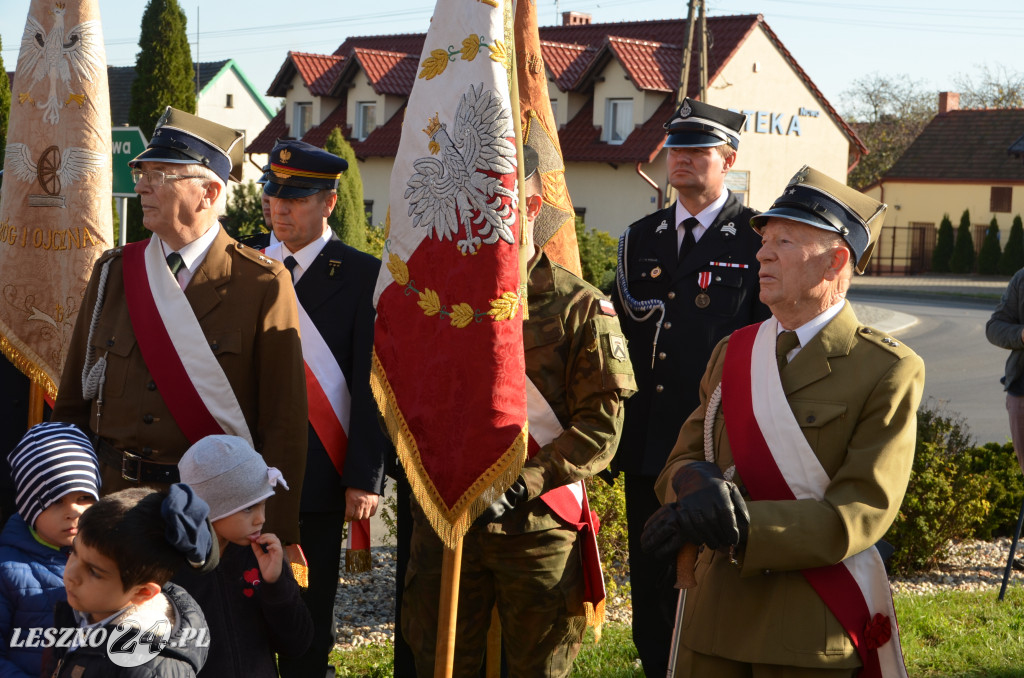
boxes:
[53,228,308,542]
[490,251,636,535]
[655,302,924,669]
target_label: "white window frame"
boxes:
[356,101,376,141]
[605,98,633,145]
[294,102,313,138]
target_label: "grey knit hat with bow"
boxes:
[177,435,288,522]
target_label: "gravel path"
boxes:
[332,539,1024,651]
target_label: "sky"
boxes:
[3,0,1024,114]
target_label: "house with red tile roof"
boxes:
[248,13,860,235]
[864,92,1024,272]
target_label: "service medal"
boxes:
[651,266,662,279]
[695,270,712,308]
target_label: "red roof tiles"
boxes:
[246,109,287,154]
[347,48,419,97]
[541,40,595,92]
[884,109,1024,182]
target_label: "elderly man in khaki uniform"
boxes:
[53,107,307,543]
[642,167,925,677]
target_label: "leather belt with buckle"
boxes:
[94,437,180,484]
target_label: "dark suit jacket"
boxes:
[655,303,925,669]
[53,227,308,542]
[246,233,389,512]
[613,194,769,475]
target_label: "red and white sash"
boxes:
[262,243,370,556]
[722,319,906,678]
[525,378,606,623]
[122,238,252,446]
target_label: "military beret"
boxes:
[263,140,347,199]
[751,165,888,274]
[129,106,245,183]
[664,97,746,150]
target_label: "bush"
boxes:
[575,217,617,294]
[932,214,954,273]
[885,402,992,575]
[950,209,975,273]
[999,215,1024,275]
[962,441,1024,540]
[586,476,629,598]
[977,217,1001,274]
[221,181,267,240]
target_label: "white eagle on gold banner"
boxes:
[405,83,518,255]
[19,3,103,125]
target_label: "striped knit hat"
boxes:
[9,423,101,527]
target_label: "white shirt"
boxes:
[776,300,846,363]
[268,228,331,284]
[160,222,221,289]
[675,189,730,251]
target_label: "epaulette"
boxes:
[857,326,913,358]
[97,246,124,263]
[233,241,282,270]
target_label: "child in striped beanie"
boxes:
[0,422,101,677]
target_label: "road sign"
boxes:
[111,127,148,197]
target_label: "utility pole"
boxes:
[677,0,709,104]
[677,0,699,105]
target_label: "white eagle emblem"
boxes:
[404,83,518,255]
[19,3,103,125]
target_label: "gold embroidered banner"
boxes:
[515,0,581,276]
[371,0,528,548]
[0,0,114,398]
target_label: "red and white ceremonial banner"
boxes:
[514,0,581,276]
[372,0,527,547]
[723,319,907,678]
[0,0,113,398]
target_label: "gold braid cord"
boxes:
[371,348,528,549]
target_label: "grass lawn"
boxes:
[329,586,1024,677]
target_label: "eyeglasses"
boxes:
[131,168,207,186]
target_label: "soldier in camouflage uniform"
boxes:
[401,146,637,677]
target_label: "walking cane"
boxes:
[998,495,1024,601]
[666,543,698,677]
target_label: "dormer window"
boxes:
[606,98,633,145]
[356,102,376,141]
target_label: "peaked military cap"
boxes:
[664,97,746,150]
[263,140,348,199]
[523,144,539,180]
[256,164,271,185]
[129,106,245,183]
[751,165,888,274]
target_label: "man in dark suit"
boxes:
[246,141,389,678]
[612,98,770,675]
[644,166,924,676]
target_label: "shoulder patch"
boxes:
[599,299,617,316]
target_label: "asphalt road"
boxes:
[849,291,1010,447]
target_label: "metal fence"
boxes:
[864,223,934,276]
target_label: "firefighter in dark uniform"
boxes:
[612,98,770,676]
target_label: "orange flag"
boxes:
[515,0,582,276]
[0,0,114,398]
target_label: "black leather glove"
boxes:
[641,462,749,559]
[473,477,529,526]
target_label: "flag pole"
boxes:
[27,382,45,427]
[510,0,529,316]
[434,536,464,678]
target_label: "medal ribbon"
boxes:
[697,270,711,291]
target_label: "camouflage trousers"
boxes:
[402,507,586,678]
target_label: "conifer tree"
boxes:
[931,214,954,273]
[999,215,1024,275]
[950,209,975,273]
[126,0,196,242]
[977,216,1001,274]
[325,127,366,251]
[0,38,10,167]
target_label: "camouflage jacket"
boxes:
[490,250,636,534]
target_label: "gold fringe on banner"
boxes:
[345,548,373,573]
[370,348,528,550]
[0,334,58,400]
[584,599,605,637]
[290,561,309,589]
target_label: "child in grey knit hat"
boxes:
[175,435,312,677]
